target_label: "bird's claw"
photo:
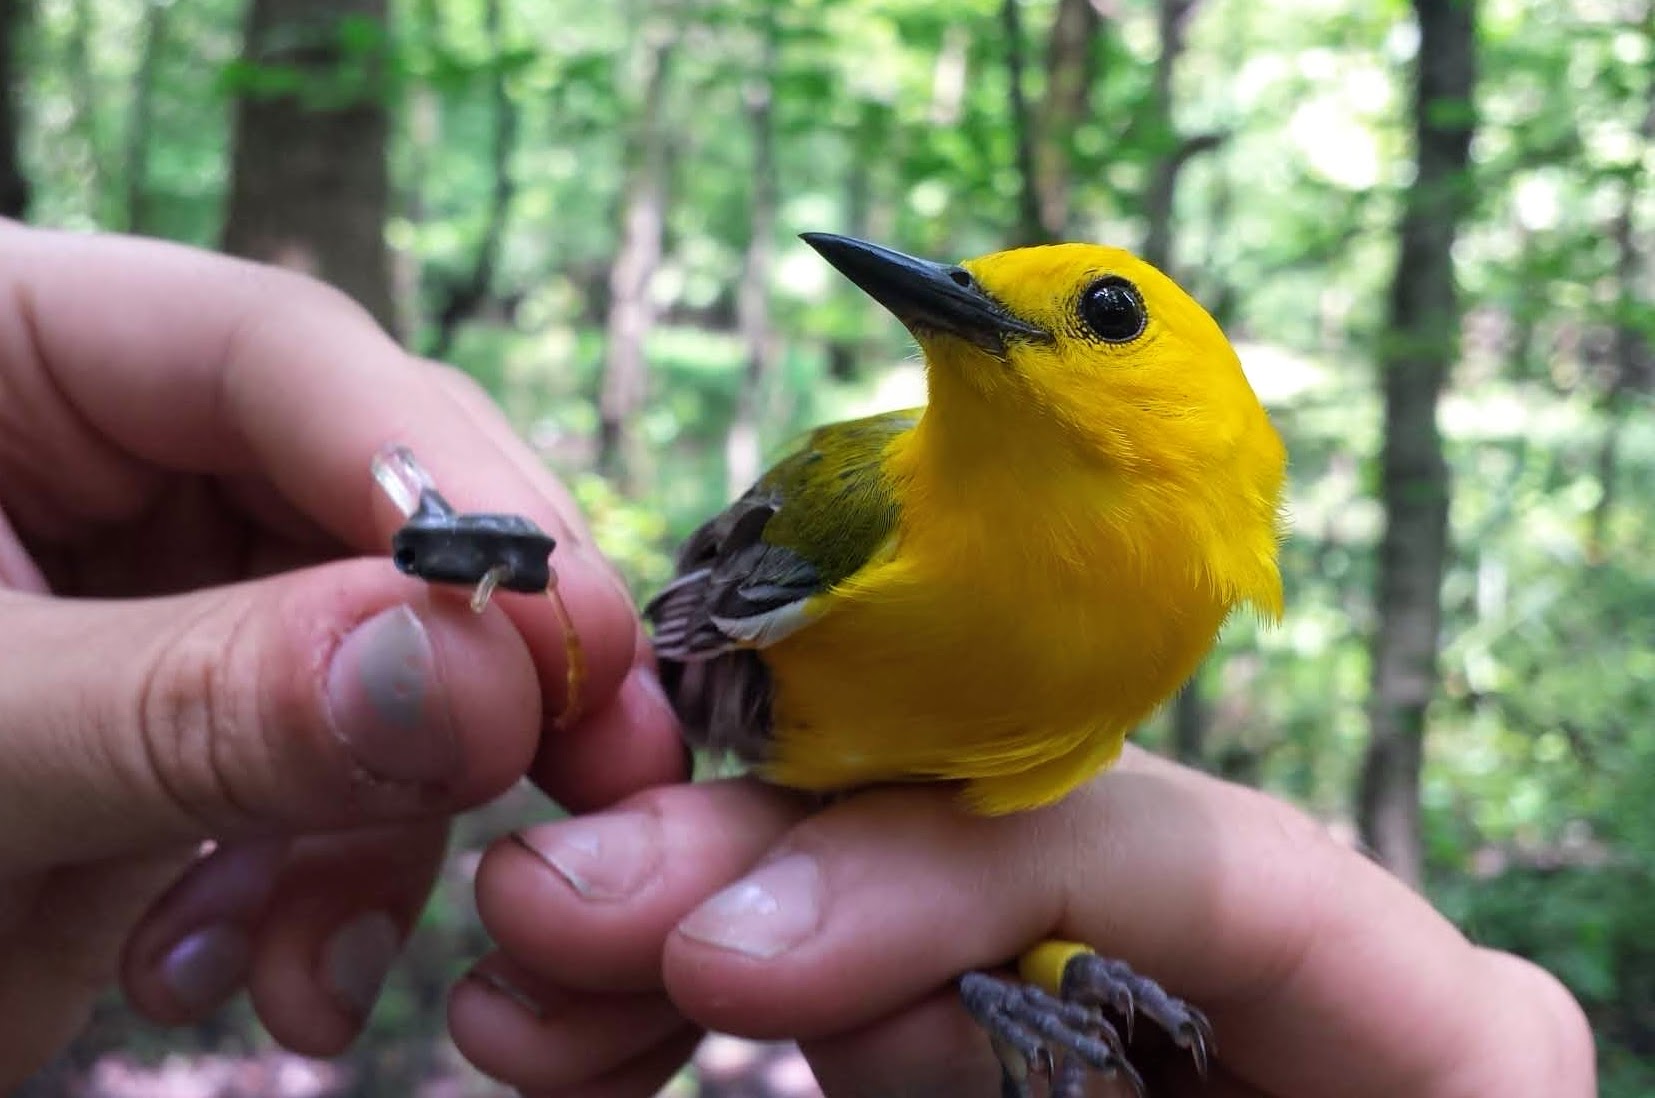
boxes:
[961,971,1144,1098]
[1061,953,1217,1077]
[962,954,1215,1096]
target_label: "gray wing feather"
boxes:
[643,487,820,762]
[643,410,914,766]
[644,488,824,662]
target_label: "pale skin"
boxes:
[0,223,1595,1098]
[0,222,684,1088]
[456,753,1597,1097]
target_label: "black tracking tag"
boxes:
[390,489,556,594]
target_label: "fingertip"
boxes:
[448,965,559,1081]
[448,954,691,1095]
[122,838,287,1025]
[411,584,542,799]
[78,560,548,854]
[250,917,373,1057]
[253,562,542,825]
[244,826,444,1057]
[532,655,687,813]
[473,781,804,995]
[474,813,673,995]
[657,787,1035,1040]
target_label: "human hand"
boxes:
[0,222,684,1087]
[451,747,1594,1097]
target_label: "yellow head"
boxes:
[802,233,1286,617]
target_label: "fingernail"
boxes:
[677,854,822,959]
[465,967,550,1021]
[161,924,249,1013]
[323,911,400,1019]
[326,605,458,782]
[513,811,660,901]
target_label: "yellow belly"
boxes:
[757,553,1228,815]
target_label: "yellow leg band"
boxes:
[1018,939,1094,996]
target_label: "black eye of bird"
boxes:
[1079,276,1147,343]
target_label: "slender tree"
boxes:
[0,0,26,219]
[725,10,780,497]
[121,0,170,234]
[1003,0,1113,245]
[1357,0,1478,887]
[827,102,878,382]
[598,23,676,491]
[1000,0,1045,245]
[62,0,107,215]
[220,0,398,334]
[1032,0,1101,240]
[429,0,520,359]
[1140,0,1227,766]
[1141,0,1225,273]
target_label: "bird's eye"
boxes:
[1079,276,1147,343]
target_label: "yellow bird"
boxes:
[646,233,1286,1096]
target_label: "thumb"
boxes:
[0,559,541,869]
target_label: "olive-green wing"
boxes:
[643,408,917,761]
[646,408,916,659]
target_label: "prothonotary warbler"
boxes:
[645,233,1287,1096]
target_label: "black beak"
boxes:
[801,232,1049,352]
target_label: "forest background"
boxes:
[3,0,1651,1094]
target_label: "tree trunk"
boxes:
[826,101,894,383]
[1171,674,1210,767]
[63,0,106,213]
[1140,0,1223,764]
[597,28,676,491]
[0,0,27,219]
[1140,0,1192,269]
[428,0,518,359]
[1357,0,1477,889]
[121,0,169,234]
[1140,0,1226,274]
[1000,0,1045,246]
[725,18,779,498]
[220,0,398,335]
[1032,0,1100,240]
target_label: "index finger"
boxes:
[654,749,1591,1096]
[1,223,683,799]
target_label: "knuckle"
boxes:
[132,593,332,834]
[132,600,264,835]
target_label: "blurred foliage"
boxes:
[10,0,1655,1092]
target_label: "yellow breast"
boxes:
[758,486,1230,815]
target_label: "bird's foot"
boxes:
[961,971,1140,1098]
[1060,952,1215,1075]
[960,948,1214,1097]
